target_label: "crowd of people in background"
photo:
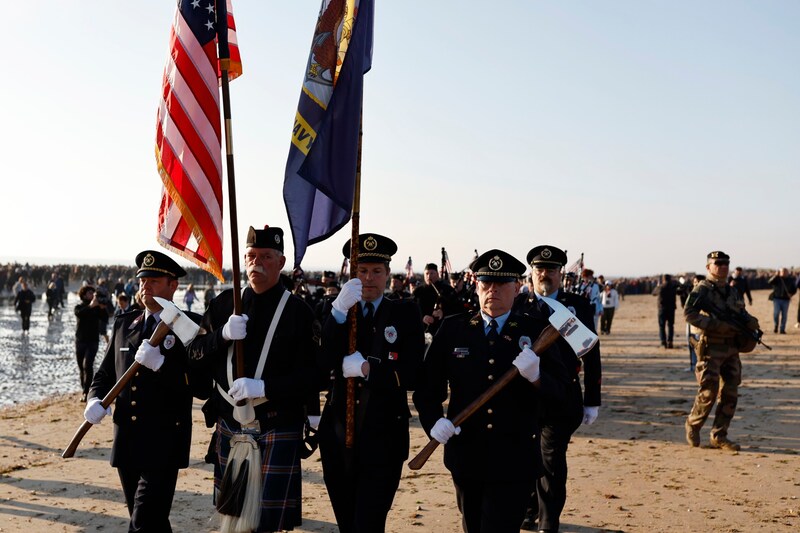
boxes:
[4,261,800,332]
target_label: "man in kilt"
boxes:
[189,226,319,532]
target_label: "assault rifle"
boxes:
[696,293,771,351]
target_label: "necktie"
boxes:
[143,314,156,339]
[364,302,375,330]
[487,319,499,344]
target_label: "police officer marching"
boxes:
[514,245,602,533]
[86,250,203,532]
[413,249,571,533]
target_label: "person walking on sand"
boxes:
[86,250,204,532]
[13,280,36,334]
[768,268,796,334]
[684,251,760,451]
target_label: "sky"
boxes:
[2,1,798,278]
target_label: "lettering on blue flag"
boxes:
[283,0,374,268]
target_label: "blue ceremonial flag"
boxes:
[283,0,374,268]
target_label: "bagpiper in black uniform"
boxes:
[414,249,570,533]
[318,233,425,533]
[188,226,319,532]
[514,245,603,533]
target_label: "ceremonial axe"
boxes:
[62,297,202,458]
[407,301,598,470]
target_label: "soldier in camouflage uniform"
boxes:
[683,251,759,451]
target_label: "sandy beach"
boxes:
[1,290,798,532]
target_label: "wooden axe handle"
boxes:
[62,321,171,458]
[408,325,561,471]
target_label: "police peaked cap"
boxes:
[526,245,568,268]
[342,233,397,263]
[470,249,526,283]
[707,250,730,263]
[246,225,284,253]
[135,250,187,279]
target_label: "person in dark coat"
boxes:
[13,280,36,334]
[74,285,113,402]
[188,225,318,532]
[413,249,569,533]
[318,233,425,533]
[514,245,603,532]
[86,249,201,532]
[652,274,680,348]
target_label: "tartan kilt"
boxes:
[214,417,303,532]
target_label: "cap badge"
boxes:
[489,255,503,271]
[274,234,281,244]
[143,253,155,267]
[364,236,378,251]
[541,249,552,259]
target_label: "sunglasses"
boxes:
[713,261,730,266]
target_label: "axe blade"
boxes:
[544,302,598,358]
[153,296,200,346]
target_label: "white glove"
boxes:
[222,314,248,341]
[84,397,112,425]
[134,341,165,371]
[512,347,541,383]
[342,351,367,378]
[332,279,363,315]
[228,377,265,403]
[430,417,461,444]
[583,406,599,425]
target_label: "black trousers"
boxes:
[453,476,534,533]
[536,419,580,532]
[75,340,99,394]
[118,466,179,533]
[321,452,403,533]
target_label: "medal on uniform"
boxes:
[164,334,176,350]
[384,326,398,344]
[519,335,532,349]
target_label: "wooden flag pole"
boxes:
[217,2,245,395]
[345,117,364,449]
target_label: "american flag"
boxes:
[567,254,584,275]
[155,0,242,281]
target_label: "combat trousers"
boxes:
[687,342,741,440]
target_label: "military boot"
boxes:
[710,435,740,451]
[685,422,700,447]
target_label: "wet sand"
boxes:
[1,290,798,531]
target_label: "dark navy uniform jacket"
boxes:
[514,290,602,411]
[319,298,425,466]
[413,311,570,482]
[90,307,203,469]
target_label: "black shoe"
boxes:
[774,327,778,333]
[780,330,786,334]
[667,341,673,349]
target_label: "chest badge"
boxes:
[519,335,532,350]
[453,347,470,358]
[384,326,398,344]
[164,334,176,350]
